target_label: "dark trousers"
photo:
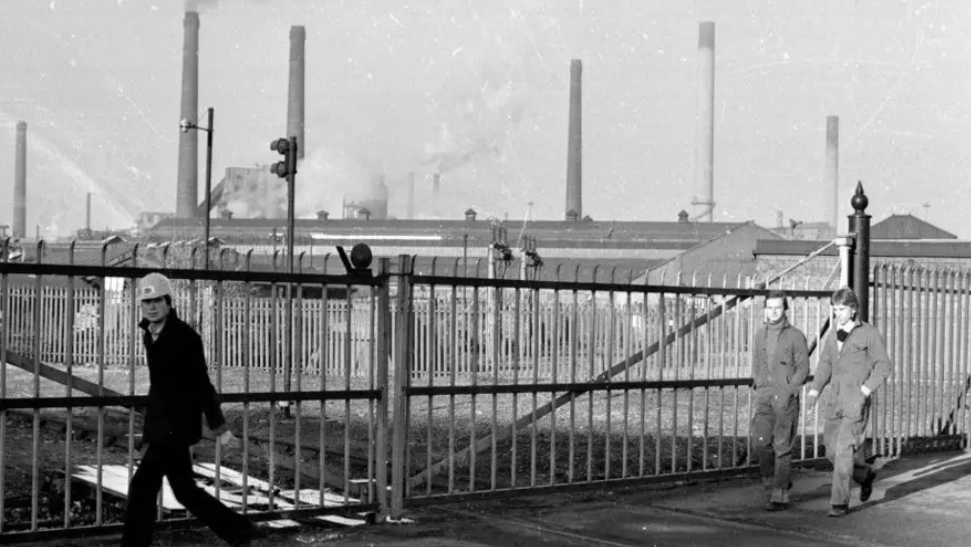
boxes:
[751,395,799,501]
[121,441,252,547]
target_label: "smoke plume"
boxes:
[295,149,388,220]
[421,49,533,176]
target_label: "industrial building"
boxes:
[754,213,970,285]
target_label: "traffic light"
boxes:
[269,136,298,179]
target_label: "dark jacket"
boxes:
[139,309,227,446]
[809,321,891,419]
[752,318,810,403]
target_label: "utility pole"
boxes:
[269,135,298,418]
[180,107,215,269]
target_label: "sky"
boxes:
[0,0,968,238]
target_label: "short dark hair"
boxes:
[831,287,859,310]
[765,290,789,311]
[163,295,172,307]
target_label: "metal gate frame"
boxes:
[387,254,838,516]
[0,243,391,542]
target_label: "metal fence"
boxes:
[870,264,971,457]
[2,284,375,375]
[3,244,971,542]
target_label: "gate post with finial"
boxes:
[848,181,871,320]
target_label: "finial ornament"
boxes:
[851,181,868,213]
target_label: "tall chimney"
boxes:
[86,192,92,231]
[176,11,200,219]
[287,26,306,160]
[692,22,716,222]
[433,173,441,198]
[406,171,416,219]
[565,59,582,220]
[13,121,26,238]
[825,115,839,233]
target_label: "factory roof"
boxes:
[754,239,971,259]
[148,217,749,246]
[755,215,965,258]
[871,214,957,240]
[409,256,666,283]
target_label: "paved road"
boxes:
[283,505,857,547]
[323,450,971,547]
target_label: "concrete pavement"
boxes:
[309,450,971,547]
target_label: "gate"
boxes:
[388,256,835,513]
[0,244,389,542]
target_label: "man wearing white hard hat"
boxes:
[121,273,255,547]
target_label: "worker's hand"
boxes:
[805,389,819,410]
[861,385,872,397]
[217,429,239,450]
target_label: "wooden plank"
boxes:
[314,514,367,527]
[194,462,274,493]
[195,464,362,510]
[263,519,302,529]
[74,463,300,529]
[195,465,368,527]
[276,488,356,507]
[274,488,368,527]
[73,464,185,511]
[189,464,303,529]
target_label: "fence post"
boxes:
[848,182,871,321]
[834,236,854,289]
[374,259,391,521]
[390,255,414,518]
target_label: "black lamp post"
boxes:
[180,107,215,270]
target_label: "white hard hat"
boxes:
[137,272,173,301]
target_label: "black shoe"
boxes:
[827,505,848,518]
[764,501,788,512]
[860,470,877,502]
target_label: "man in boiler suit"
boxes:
[751,290,810,511]
[806,287,891,517]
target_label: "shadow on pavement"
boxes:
[849,451,971,513]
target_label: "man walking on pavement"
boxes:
[806,287,891,518]
[751,290,810,511]
[122,273,256,547]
